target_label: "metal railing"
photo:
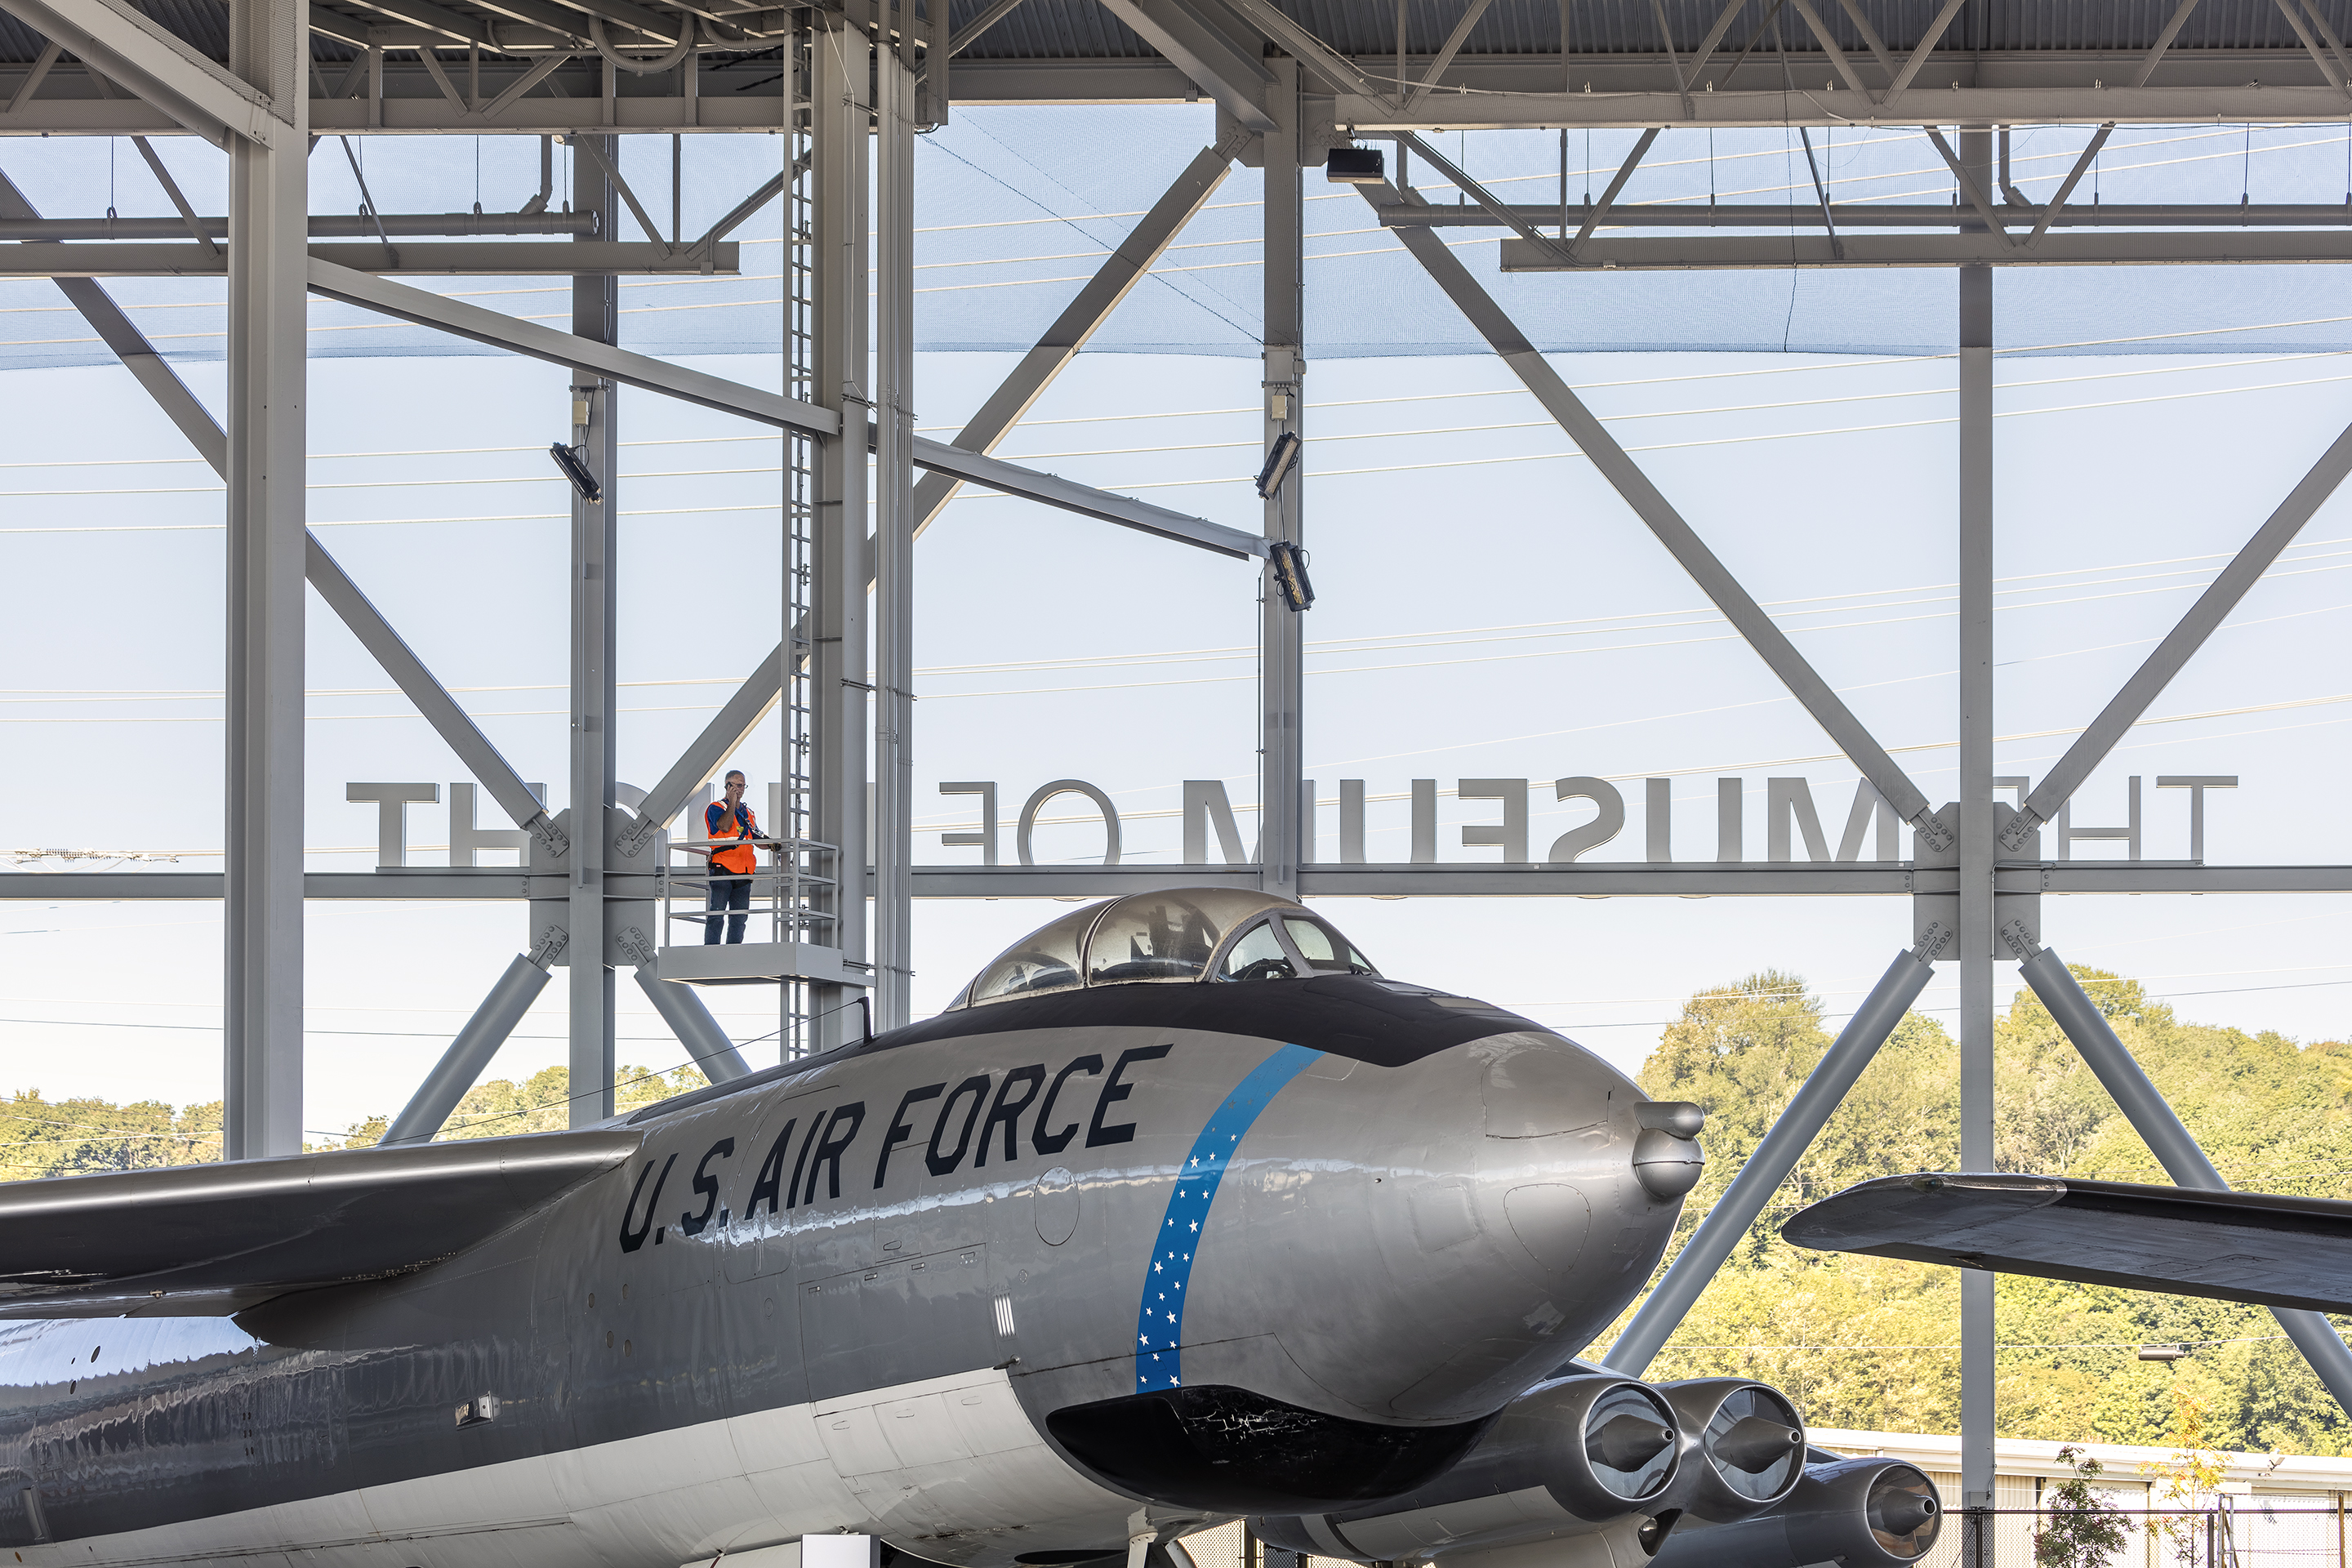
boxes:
[660,836,839,950]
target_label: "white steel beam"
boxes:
[1093,0,1276,131]
[306,258,1254,554]
[0,241,740,274]
[2002,413,2352,851]
[306,539,564,855]
[873,39,916,1031]
[1365,179,1951,853]
[808,16,870,1051]
[220,0,308,1160]
[1214,0,1383,101]
[1605,939,1944,1374]
[1496,230,2352,268]
[1955,136,1997,1536]
[305,256,834,431]
[908,137,1239,533]
[568,130,618,1125]
[1329,84,2352,130]
[911,441,1263,557]
[0,170,568,858]
[628,648,783,850]
[30,863,2352,902]
[1258,58,1303,899]
[0,0,290,146]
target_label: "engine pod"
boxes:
[1498,1374,1681,1519]
[1784,1458,1943,1566]
[1654,1377,1806,1521]
[1648,1457,1942,1568]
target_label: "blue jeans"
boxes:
[704,874,751,943]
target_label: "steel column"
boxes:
[568,109,618,1125]
[873,27,916,1030]
[1602,942,1940,1376]
[809,17,871,1049]
[220,0,309,1160]
[1259,59,1304,895]
[2014,942,2352,1415]
[380,952,552,1145]
[1957,124,1998,1539]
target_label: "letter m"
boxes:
[1183,781,1253,866]
[1767,777,1898,862]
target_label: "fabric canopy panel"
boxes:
[5,105,2352,370]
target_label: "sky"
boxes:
[5,105,2352,1142]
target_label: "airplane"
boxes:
[0,889,1943,1568]
[1784,1169,2352,1314]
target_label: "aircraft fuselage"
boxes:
[0,975,1673,1568]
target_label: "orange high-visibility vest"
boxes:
[706,800,758,875]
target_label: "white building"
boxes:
[1819,1428,2352,1567]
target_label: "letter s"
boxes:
[680,1138,734,1236]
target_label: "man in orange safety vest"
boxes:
[703,768,760,943]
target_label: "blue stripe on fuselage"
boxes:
[1134,1042,1323,1393]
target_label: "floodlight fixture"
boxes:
[1255,430,1300,499]
[2137,1343,2189,1362]
[550,441,602,502]
[1325,146,1384,184]
[1269,539,1315,612]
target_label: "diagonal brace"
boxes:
[0,0,289,148]
[911,139,1236,532]
[1922,127,2013,246]
[1571,127,1660,255]
[1396,130,1575,266]
[2026,124,2114,247]
[5,164,568,856]
[1605,937,1945,1375]
[1784,0,1873,98]
[2011,930,2352,1416]
[2004,410,2352,851]
[1882,0,1965,106]
[2,39,62,115]
[1406,0,1494,113]
[2129,0,2206,87]
[1365,179,1949,848]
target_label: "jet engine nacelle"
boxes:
[1648,1456,1942,1568]
[1250,1373,1814,1566]
[1645,1377,1806,1524]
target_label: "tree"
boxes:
[2036,1446,2129,1568]
[2143,1387,2229,1566]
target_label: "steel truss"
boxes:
[11,6,2352,1548]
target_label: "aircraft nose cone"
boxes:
[1155,1030,1687,1428]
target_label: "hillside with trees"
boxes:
[1623,967,2352,1454]
[1,1061,705,1179]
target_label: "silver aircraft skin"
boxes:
[0,890,1940,1568]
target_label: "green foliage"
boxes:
[2037,1446,2130,1568]
[0,1089,220,1179]
[1623,966,2352,1453]
[2,1066,708,1178]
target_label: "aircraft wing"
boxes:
[1783,1172,2352,1315]
[0,1129,640,1318]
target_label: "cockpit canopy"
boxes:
[956,889,1379,1009]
